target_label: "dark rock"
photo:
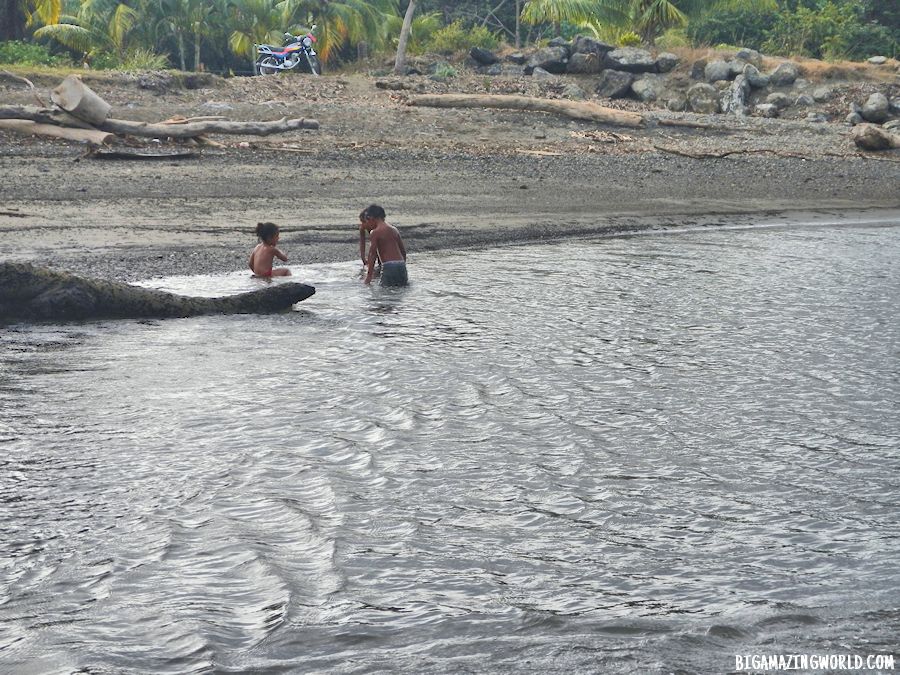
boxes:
[735,48,762,66]
[691,59,707,80]
[604,47,656,74]
[507,52,527,65]
[566,52,602,75]
[769,62,799,86]
[526,46,568,74]
[655,52,679,73]
[755,103,779,118]
[594,70,635,99]
[687,82,720,113]
[861,93,890,123]
[743,64,769,88]
[470,47,498,66]
[476,63,503,76]
[705,60,733,83]
[631,75,664,102]
[573,35,615,58]
[766,92,792,110]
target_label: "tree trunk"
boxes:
[193,24,201,71]
[515,0,521,49]
[408,94,645,128]
[0,105,319,138]
[0,119,113,144]
[393,0,417,75]
[177,31,186,71]
[50,75,111,125]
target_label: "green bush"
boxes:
[424,20,499,54]
[616,31,642,48]
[656,28,690,50]
[0,40,70,66]
[121,48,170,71]
[687,8,778,50]
[762,1,897,60]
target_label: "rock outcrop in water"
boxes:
[0,262,315,323]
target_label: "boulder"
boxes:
[812,86,833,102]
[566,52,602,75]
[470,47,499,66]
[722,74,750,115]
[691,59,707,80]
[573,35,614,58]
[867,56,888,65]
[735,48,762,66]
[548,37,571,52]
[631,75,664,102]
[743,64,769,89]
[890,97,900,115]
[755,103,779,118]
[563,83,587,100]
[594,69,635,99]
[604,47,657,73]
[477,63,503,76]
[531,66,557,80]
[705,60,733,83]
[655,52,679,73]
[729,59,749,78]
[502,65,526,76]
[795,94,815,107]
[884,120,900,132]
[507,52,527,65]
[845,112,863,126]
[769,62,799,86]
[526,46,568,74]
[861,93,890,123]
[852,123,900,150]
[687,83,720,114]
[805,112,827,123]
[666,93,688,112]
[766,92,792,110]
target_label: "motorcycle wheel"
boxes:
[257,56,280,76]
[306,54,322,76]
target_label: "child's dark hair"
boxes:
[359,208,368,222]
[256,222,279,243]
[366,204,386,220]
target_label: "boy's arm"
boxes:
[248,250,255,271]
[359,229,367,264]
[273,247,288,262]
[399,236,407,261]
[364,235,378,284]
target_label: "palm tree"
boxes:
[280,0,399,63]
[393,0,416,74]
[34,0,140,63]
[521,0,776,43]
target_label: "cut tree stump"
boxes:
[408,94,645,128]
[50,75,111,126]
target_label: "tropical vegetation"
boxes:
[0,0,896,73]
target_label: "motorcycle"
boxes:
[255,26,321,76]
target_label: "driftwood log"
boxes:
[0,119,114,144]
[408,94,645,128]
[50,75,111,126]
[852,124,900,151]
[0,104,319,139]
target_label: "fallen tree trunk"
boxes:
[0,119,113,145]
[408,93,644,128]
[50,74,111,125]
[852,123,900,151]
[97,116,319,138]
[0,105,319,138]
[0,104,101,129]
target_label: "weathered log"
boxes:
[852,123,900,151]
[97,116,320,138]
[0,262,316,323]
[0,105,319,138]
[0,104,100,129]
[0,119,113,145]
[408,93,644,128]
[50,75,111,125]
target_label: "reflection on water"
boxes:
[1,223,899,673]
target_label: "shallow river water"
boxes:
[1,221,899,674]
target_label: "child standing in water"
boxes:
[249,222,291,277]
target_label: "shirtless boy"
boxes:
[362,205,407,286]
[249,222,291,277]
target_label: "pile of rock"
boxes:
[467,41,899,127]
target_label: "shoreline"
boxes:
[2,71,899,283]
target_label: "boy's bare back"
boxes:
[249,243,290,277]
